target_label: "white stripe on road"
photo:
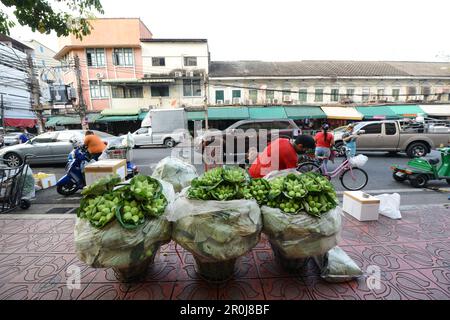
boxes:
[336,188,432,195]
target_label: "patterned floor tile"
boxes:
[303,276,360,300]
[77,283,129,300]
[261,277,311,300]
[0,283,41,300]
[234,252,259,279]
[171,281,219,300]
[218,279,265,300]
[376,270,450,300]
[19,219,68,234]
[53,220,76,234]
[124,282,174,300]
[9,254,76,284]
[347,244,413,272]
[338,226,378,246]
[411,241,450,268]
[30,282,85,300]
[0,253,42,283]
[253,250,296,279]
[1,233,71,254]
[418,268,450,293]
[386,243,444,269]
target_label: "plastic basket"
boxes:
[112,252,156,282]
[270,241,308,273]
[106,148,133,161]
[193,256,237,283]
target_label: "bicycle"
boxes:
[297,147,369,191]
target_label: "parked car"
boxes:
[2,132,35,146]
[0,130,116,167]
[196,119,301,164]
[334,120,450,158]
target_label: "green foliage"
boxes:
[0,0,104,39]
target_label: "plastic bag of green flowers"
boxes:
[74,177,175,282]
[169,187,262,282]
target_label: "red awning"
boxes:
[4,118,37,128]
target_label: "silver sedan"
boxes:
[0,130,116,167]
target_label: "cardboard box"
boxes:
[33,173,57,189]
[343,191,380,221]
[84,159,127,186]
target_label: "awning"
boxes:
[96,115,139,123]
[45,114,101,127]
[101,107,141,116]
[209,107,249,120]
[356,106,399,120]
[4,118,37,128]
[321,107,363,120]
[248,107,287,119]
[419,105,450,117]
[102,78,175,84]
[284,106,326,119]
[186,107,250,121]
[387,105,426,118]
[138,112,148,121]
[187,111,205,121]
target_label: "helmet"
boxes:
[321,123,330,130]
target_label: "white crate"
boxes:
[84,159,127,186]
[343,191,380,221]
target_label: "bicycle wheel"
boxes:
[297,162,322,174]
[340,168,368,191]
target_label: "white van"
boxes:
[130,108,189,148]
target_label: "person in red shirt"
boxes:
[249,135,315,178]
[314,123,334,172]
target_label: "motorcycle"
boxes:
[390,147,450,188]
[56,143,138,196]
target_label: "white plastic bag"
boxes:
[151,156,198,193]
[314,246,363,283]
[374,193,402,219]
[349,154,368,167]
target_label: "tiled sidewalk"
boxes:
[0,206,449,300]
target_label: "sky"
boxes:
[5,0,450,61]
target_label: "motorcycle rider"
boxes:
[84,130,106,161]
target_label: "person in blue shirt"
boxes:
[19,129,30,144]
[342,123,358,157]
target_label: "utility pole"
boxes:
[27,53,44,134]
[1,95,5,134]
[203,72,209,130]
[74,54,88,130]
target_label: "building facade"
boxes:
[0,35,37,128]
[103,39,209,110]
[54,18,153,111]
[208,61,450,106]
[23,39,65,111]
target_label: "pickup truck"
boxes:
[334,120,450,158]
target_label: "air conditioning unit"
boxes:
[283,95,292,102]
[186,71,194,77]
[216,100,224,105]
[266,99,273,104]
[174,71,182,78]
[67,87,77,100]
[232,98,241,104]
[224,100,231,105]
[96,72,105,79]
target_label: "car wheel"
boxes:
[20,199,31,210]
[407,142,428,158]
[164,138,175,148]
[410,174,429,188]
[334,141,345,157]
[4,153,22,167]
